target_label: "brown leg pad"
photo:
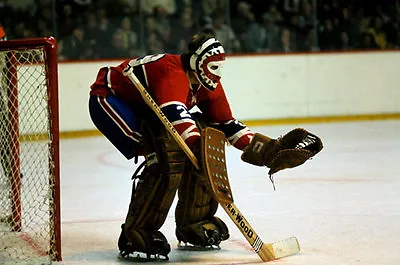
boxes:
[175,167,218,227]
[174,123,230,246]
[125,166,181,231]
[124,118,186,233]
[174,167,230,247]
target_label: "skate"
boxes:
[176,217,229,251]
[118,224,171,261]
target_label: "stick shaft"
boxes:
[222,203,275,261]
[123,66,200,169]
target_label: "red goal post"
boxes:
[0,37,61,263]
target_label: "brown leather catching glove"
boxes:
[241,128,323,176]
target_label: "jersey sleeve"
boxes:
[147,62,200,148]
[197,83,254,150]
[159,101,200,148]
[211,119,253,150]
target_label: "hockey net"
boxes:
[0,37,61,264]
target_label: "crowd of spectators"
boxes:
[1,0,400,60]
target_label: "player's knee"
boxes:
[176,216,230,247]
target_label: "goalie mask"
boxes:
[189,37,226,91]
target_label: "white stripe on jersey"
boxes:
[159,101,186,108]
[181,124,200,141]
[98,97,142,142]
[171,118,196,126]
[228,127,253,145]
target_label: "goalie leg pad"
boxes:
[122,118,186,256]
[124,165,179,232]
[175,168,219,227]
[175,137,229,247]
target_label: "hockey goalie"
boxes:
[88,29,323,260]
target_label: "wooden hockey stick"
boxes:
[201,127,300,261]
[122,66,300,262]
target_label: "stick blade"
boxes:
[269,236,300,259]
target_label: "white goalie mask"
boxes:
[189,38,226,91]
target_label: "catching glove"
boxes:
[241,128,323,176]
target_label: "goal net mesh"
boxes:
[0,44,59,264]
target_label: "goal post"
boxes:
[0,37,61,263]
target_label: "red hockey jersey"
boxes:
[90,54,253,150]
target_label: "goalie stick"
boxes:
[201,127,300,261]
[122,65,300,262]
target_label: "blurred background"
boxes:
[1,0,400,60]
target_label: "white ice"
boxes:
[55,120,400,265]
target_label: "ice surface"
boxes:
[54,120,400,265]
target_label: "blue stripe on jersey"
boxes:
[160,101,196,124]
[211,119,247,138]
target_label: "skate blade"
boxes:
[118,251,169,262]
[177,243,221,252]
